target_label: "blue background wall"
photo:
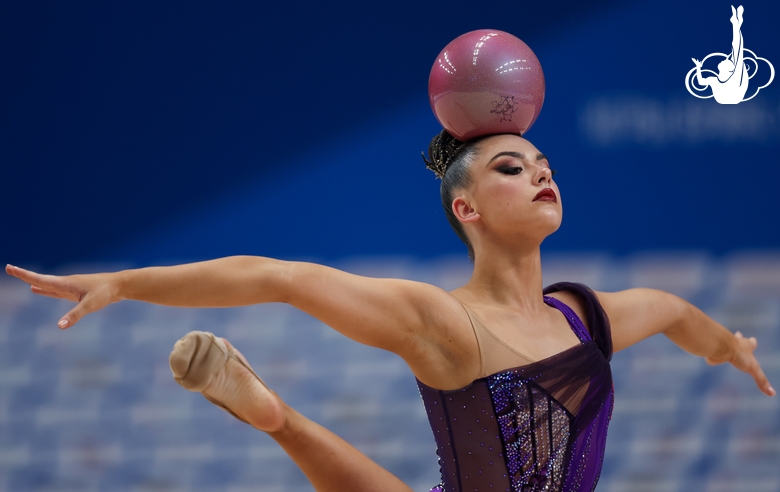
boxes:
[3,0,778,269]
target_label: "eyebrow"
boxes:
[486,151,549,167]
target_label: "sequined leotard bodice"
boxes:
[417,282,614,492]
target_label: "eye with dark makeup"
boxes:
[498,166,558,176]
[500,166,523,175]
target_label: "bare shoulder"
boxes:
[406,281,475,341]
[396,281,481,389]
[288,264,479,389]
[284,263,476,374]
[545,289,590,333]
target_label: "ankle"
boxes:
[265,399,295,437]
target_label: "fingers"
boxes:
[736,331,758,350]
[750,362,775,397]
[9,264,115,329]
[6,264,42,283]
[59,299,92,329]
[8,265,53,288]
[57,287,114,329]
[5,264,27,280]
[747,337,774,396]
[30,286,65,299]
[736,332,775,397]
[7,265,80,302]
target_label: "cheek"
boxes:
[491,181,521,201]
[482,181,528,214]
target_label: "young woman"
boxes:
[6,130,774,492]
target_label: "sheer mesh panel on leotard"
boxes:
[419,282,613,492]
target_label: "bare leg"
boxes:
[171,332,415,492]
[269,403,415,492]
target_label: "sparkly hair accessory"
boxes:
[421,130,466,179]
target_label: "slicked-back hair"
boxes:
[424,130,488,262]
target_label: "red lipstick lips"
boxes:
[533,188,557,202]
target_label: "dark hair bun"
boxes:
[422,130,466,179]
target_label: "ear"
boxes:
[452,195,480,224]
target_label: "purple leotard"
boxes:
[418,282,614,492]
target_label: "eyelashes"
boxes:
[499,167,558,176]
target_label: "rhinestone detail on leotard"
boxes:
[418,282,614,492]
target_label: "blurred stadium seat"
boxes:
[1,252,778,491]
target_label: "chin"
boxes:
[523,217,561,244]
[543,222,562,237]
[542,209,562,227]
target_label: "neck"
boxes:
[457,241,546,315]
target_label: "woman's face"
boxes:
[454,134,562,248]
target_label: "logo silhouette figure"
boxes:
[685,5,774,104]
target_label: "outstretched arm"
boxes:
[595,288,775,396]
[5,258,471,382]
[7,258,293,325]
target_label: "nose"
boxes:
[536,165,553,184]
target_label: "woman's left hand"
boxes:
[706,331,775,397]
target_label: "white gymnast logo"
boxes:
[685,5,774,104]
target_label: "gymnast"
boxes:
[5,129,774,492]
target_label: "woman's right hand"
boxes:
[5,264,121,329]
